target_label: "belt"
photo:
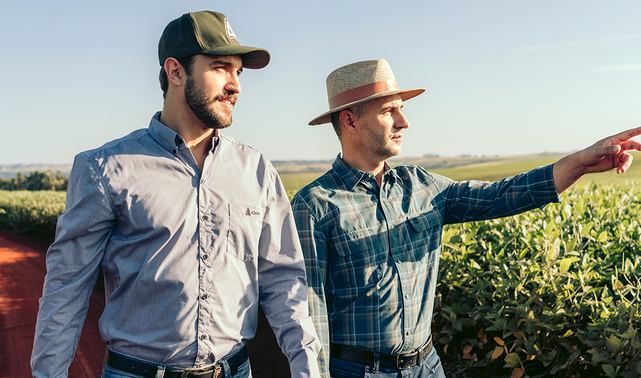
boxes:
[105,345,248,378]
[330,335,433,370]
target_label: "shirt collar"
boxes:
[332,154,396,190]
[148,112,183,153]
[147,111,219,154]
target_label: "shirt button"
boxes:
[202,215,209,221]
[202,294,208,300]
[202,254,209,260]
[406,331,411,336]
[200,335,206,340]
[405,294,409,299]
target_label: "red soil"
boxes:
[0,230,289,378]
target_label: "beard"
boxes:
[360,120,401,160]
[184,75,236,129]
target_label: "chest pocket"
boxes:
[227,204,265,261]
[401,209,443,263]
[330,228,386,290]
[407,209,441,232]
[333,229,373,256]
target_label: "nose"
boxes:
[395,109,410,130]
[225,72,241,95]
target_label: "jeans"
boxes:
[101,347,252,378]
[329,347,445,378]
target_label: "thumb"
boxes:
[602,145,620,155]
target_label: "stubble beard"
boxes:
[184,75,235,130]
[361,121,400,161]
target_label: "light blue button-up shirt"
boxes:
[31,112,320,377]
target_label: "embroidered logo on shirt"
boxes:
[246,208,260,216]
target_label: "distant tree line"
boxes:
[0,170,68,191]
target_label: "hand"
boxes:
[579,126,641,174]
[553,126,641,193]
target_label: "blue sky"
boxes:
[1,0,640,165]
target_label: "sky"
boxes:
[1,0,640,165]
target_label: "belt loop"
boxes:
[155,365,165,378]
[373,352,380,373]
[220,359,231,378]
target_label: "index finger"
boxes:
[608,126,641,144]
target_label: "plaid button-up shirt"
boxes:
[291,155,560,377]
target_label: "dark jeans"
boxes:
[329,347,445,378]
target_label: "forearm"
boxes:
[553,151,587,194]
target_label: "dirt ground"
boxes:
[0,230,289,378]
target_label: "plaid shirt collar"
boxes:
[332,154,398,191]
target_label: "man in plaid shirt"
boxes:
[291,59,641,378]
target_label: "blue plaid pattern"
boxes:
[291,155,560,377]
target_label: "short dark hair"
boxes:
[159,55,196,99]
[329,101,370,140]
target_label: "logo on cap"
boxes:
[224,18,238,41]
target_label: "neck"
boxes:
[160,98,216,171]
[341,148,387,187]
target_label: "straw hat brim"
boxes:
[308,87,425,126]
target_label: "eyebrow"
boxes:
[209,59,243,72]
[382,103,401,113]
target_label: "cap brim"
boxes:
[308,88,425,125]
[201,45,271,69]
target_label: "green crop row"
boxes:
[435,182,641,377]
[2,183,640,377]
[0,190,66,234]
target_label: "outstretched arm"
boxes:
[553,126,641,194]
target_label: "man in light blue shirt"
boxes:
[31,11,320,378]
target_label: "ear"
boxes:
[164,57,186,88]
[339,109,359,136]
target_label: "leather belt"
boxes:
[331,335,433,370]
[105,345,248,378]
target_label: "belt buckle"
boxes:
[180,364,221,378]
[396,349,420,370]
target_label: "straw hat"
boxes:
[309,59,425,125]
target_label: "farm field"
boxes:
[1,152,641,377]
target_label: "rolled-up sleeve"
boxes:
[31,153,115,378]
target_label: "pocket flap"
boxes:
[408,210,441,232]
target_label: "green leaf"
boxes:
[559,257,580,273]
[504,353,521,368]
[607,336,622,349]
[597,230,608,243]
[602,364,616,378]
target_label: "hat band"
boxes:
[328,79,399,109]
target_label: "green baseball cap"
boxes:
[158,11,270,69]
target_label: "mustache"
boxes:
[215,93,237,103]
